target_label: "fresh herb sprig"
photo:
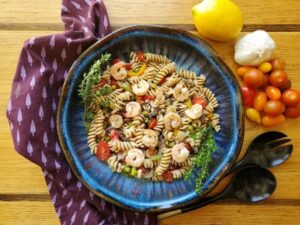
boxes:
[78,53,111,103]
[184,125,217,193]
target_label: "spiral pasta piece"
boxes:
[145,53,171,64]
[108,140,138,152]
[153,63,176,84]
[87,110,105,154]
[178,69,197,80]
[143,159,154,169]
[107,155,124,172]
[155,148,172,176]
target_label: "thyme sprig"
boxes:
[184,125,217,193]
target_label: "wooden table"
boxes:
[1,0,300,224]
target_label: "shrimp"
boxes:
[173,82,189,102]
[164,112,181,130]
[132,80,150,96]
[125,101,141,118]
[109,114,123,128]
[142,129,158,148]
[185,104,203,119]
[125,148,145,167]
[110,61,128,80]
[171,143,190,163]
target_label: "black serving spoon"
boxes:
[227,131,293,174]
[158,166,276,220]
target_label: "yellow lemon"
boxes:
[192,0,243,42]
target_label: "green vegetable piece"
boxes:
[188,125,194,132]
[123,166,131,174]
[150,155,162,161]
[142,111,149,116]
[150,83,157,89]
[131,167,138,176]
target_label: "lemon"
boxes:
[192,0,243,42]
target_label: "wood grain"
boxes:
[1,0,300,224]
[0,0,300,30]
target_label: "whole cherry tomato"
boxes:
[246,108,261,124]
[253,91,267,112]
[96,141,111,161]
[264,100,285,116]
[244,69,264,88]
[282,89,300,107]
[269,70,288,88]
[242,86,256,107]
[192,96,207,108]
[258,62,272,73]
[285,102,300,118]
[237,66,253,77]
[269,57,286,70]
[262,114,285,127]
[265,86,281,100]
[162,170,173,183]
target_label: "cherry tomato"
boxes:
[269,70,288,88]
[243,69,264,88]
[261,74,270,88]
[279,79,291,92]
[265,86,281,100]
[110,78,120,89]
[282,89,300,107]
[162,170,173,183]
[109,130,120,141]
[269,57,286,71]
[137,51,144,61]
[246,108,261,124]
[124,63,132,70]
[253,91,267,112]
[112,58,121,64]
[241,86,256,107]
[146,148,156,157]
[258,62,272,73]
[237,66,253,77]
[136,96,145,102]
[262,114,285,127]
[285,102,300,118]
[192,96,207,108]
[148,118,158,129]
[264,100,285,116]
[144,95,156,101]
[96,141,111,161]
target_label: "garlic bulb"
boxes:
[234,30,276,66]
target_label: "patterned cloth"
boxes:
[6,0,157,224]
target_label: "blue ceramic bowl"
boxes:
[57,25,244,212]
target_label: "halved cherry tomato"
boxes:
[242,86,256,107]
[264,100,285,116]
[282,89,300,107]
[262,114,285,127]
[162,170,173,183]
[244,69,264,88]
[192,96,207,108]
[110,78,120,89]
[253,91,267,112]
[236,66,254,77]
[269,57,286,71]
[148,118,158,129]
[137,51,144,61]
[112,58,121,64]
[269,70,288,88]
[144,95,156,101]
[96,141,111,161]
[124,63,132,70]
[265,86,281,100]
[136,96,145,102]
[109,129,120,141]
[285,102,300,118]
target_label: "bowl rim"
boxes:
[56,25,245,212]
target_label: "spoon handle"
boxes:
[226,159,246,175]
[158,191,228,220]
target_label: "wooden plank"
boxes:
[0,30,300,199]
[0,0,300,29]
[1,201,299,225]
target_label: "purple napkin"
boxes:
[6,0,157,224]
